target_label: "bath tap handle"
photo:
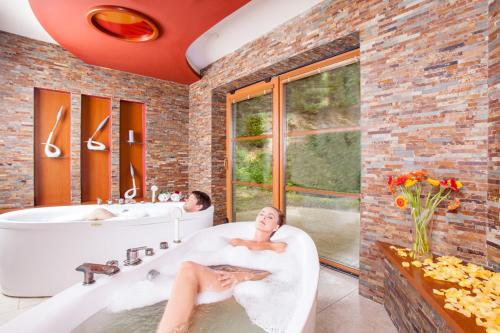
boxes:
[124,246,148,266]
[75,263,120,285]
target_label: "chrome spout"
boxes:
[75,263,120,285]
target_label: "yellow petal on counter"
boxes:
[444,303,456,311]
[477,317,487,327]
[402,262,410,268]
[411,260,422,267]
[433,289,444,296]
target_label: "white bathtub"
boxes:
[0,203,214,297]
[0,222,318,333]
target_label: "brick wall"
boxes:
[0,31,189,208]
[188,0,499,302]
[487,0,500,270]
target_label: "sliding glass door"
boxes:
[227,50,360,271]
[226,80,279,222]
[280,52,360,271]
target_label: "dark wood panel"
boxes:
[119,100,145,199]
[81,95,112,202]
[34,88,71,206]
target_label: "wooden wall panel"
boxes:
[34,88,71,206]
[81,95,112,202]
[119,100,145,199]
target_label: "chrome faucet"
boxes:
[75,263,120,285]
[124,246,154,266]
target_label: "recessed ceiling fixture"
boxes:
[87,6,159,42]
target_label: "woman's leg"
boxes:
[156,262,270,333]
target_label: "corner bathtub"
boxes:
[0,222,319,333]
[0,203,214,297]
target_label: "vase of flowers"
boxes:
[388,170,463,261]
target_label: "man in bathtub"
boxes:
[86,190,211,220]
[156,206,287,333]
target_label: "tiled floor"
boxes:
[0,267,397,332]
[316,266,397,333]
[0,293,48,325]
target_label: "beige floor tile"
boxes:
[18,297,48,309]
[0,293,18,313]
[317,267,358,312]
[0,308,25,326]
[316,290,397,333]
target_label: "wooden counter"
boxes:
[377,241,486,333]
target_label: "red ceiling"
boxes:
[29,0,250,84]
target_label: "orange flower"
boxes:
[447,198,461,211]
[395,195,407,209]
[409,170,428,181]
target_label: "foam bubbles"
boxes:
[107,234,302,333]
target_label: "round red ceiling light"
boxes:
[87,6,159,42]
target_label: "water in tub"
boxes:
[71,231,301,333]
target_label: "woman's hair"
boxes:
[268,206,285,237]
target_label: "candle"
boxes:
[128,130,134,143]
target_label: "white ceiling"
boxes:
[0,0,323,76]
[0,0,56,44]
[186,0,323,73]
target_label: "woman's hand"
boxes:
[215,271,237,288]
[272,242,287,253]
[229,238,246,247]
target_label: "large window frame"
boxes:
[226,49,360,274]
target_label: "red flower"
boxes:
[395,176,407,186]
[175,191,180,194]
[450,178,458,192]
[440,179,449,187]
[387,176,395,194]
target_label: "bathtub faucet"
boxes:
[124,246,154,266]
[75,263,120,285]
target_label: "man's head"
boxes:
[183,191,211,213]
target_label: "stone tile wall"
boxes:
[487,0,499,270]
[0,31,189,208]
[188,0,499,302]
[383,257,454,332]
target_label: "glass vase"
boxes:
[411,208,433,261]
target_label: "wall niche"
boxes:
[34,88,71,206]
[81,95,112,202]
[119,100,145,200]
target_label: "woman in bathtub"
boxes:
[156,206,287,333]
